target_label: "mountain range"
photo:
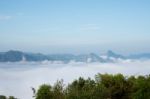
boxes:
[0,50,150,63]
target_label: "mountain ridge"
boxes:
[0,50,150,63]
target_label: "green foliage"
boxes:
[0,95,17,99]
[132,75,150,99]
[35,84,53,99]
[96,73,131,99]
[36,74,150,99]
[35,80,65,99]
[8,96,16,99]
[66,77,96,99]
[2,73,150,99]
[52,80,65,99]
[34,74,150,99]
[0,95,7,99]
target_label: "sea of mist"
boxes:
[0,60,150,99]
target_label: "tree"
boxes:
[35,84,53,99]
[66,77,96,99]
[0,95,6,99]
[95,73,131,99]
[52,80,65,99]
[8,96,16,99]
[33,73,150,99]
[132,75,150,99]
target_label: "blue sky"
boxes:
[0,0,150,54]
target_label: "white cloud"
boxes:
[80,24,100,31]
[0,15,12,20]
[0,61,150,99]
[16,13,24,16]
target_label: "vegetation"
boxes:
[1,73,150,99]
[0,95,17,99]
[34,73,150,99]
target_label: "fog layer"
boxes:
[0,61,150,99]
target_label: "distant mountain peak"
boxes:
[7,50,22,53]
[107,50,115,55]
[107,50,125,59]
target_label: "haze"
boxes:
[0,0,150,54]
[0,0,150,98]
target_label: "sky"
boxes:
[0,0,150,54]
